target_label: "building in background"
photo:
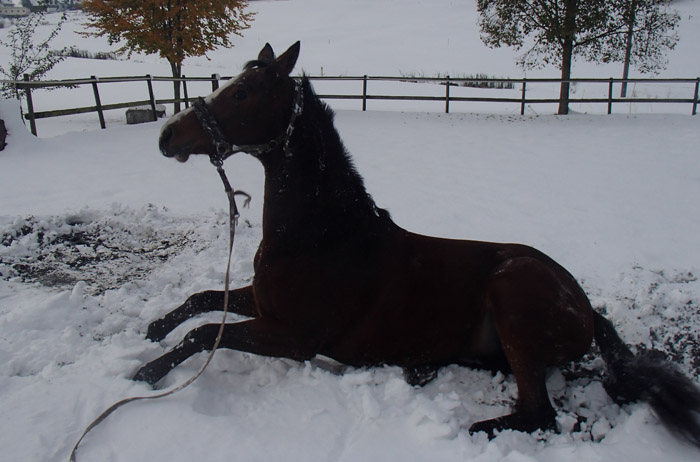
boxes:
[0,2,30,17]
[22,0,82,13]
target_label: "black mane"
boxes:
[269,75,393,249]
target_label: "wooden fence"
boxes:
[7,73,700,136]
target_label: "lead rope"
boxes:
[69,162,244,462]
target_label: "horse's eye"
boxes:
[233,90,248,101]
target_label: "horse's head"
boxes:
[159,41,301,163]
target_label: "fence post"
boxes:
[212,73,220,92]
[445,75,450,114]
[23,74,37,136]
[520,78,527,115]
[607,78,614,115]
[693,77,699,116]
[182,75,190,109]
[90,76,106,129]
[146,75,157,122]
[362,75,368,111]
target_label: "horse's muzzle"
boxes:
[159,126,190,162]
[159,126,174,156]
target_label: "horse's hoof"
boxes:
[403,365,438,387]
[469,409,557,438]
[132,366,161,386]
[469,418,502,439]
[145,321,169,342]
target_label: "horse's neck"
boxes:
[259,104,387,251]
[261,157,380,249]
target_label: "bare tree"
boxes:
[0,11,73,100]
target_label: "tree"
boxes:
[596,0,680,97]
[476,0,679,113]
[477,1,613,114]
[81,0,255,113]
[0,10,73,100]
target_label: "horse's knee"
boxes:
[182,324,221,351]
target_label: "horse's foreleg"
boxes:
[134,319,317,386]
[146,286,258,342]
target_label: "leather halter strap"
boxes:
[192,81,304,166]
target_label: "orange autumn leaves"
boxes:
[80,0,254,65]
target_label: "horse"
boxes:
[138,41,700,445]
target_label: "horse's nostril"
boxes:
[159,126,173,155]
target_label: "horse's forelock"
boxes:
[244,59,271,71]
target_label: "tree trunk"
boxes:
[170,60,182,114]
[0,118,7,151]
[172,1,184,114]
[620,0,638,98]
[558,38,574,115]
[558,0,578,115]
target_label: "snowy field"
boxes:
[1,1,700,461]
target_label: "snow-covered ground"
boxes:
[1,1,699,461]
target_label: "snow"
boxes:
[1,1,699,461]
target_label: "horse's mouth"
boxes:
[175,152,191,163]
[159,148,191,163]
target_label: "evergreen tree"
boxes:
[81,0,255,113]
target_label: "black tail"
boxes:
[593,310,700,448]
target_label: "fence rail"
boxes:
[5,73,700,135]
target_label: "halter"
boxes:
[192,80,305,166]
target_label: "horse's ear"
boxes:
[274,41,301,76]
[258,43,275,63]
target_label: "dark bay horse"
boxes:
[138,41,700,445]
